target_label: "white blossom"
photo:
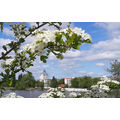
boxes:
[23,27,92,58]
[38,87,65,98]
[2,92,24,98]
[97,80,120,85]
[69,92,77,98]
[1,58,14,66]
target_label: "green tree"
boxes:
[57,78,64,85]
[50,76,58,88]
[18,74,23,81]
[15,73,35,90]
[71,76,100,88]
[107,60,120,79]
[78,76,98,88]
[71,78,79,88]
[35,81,44,90]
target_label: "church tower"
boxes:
[39,70,48,83]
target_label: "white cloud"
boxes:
[96,63,105,66]
[0,38,12,46]
[87,72,95,76]
[78,71,86,74]
[48,53,57,60]
[59,59,82,71]
[3,28,14,37]
[59,36,120,62]
[95,22,120,38]
[0,38,13,56]
[63,50,81,58]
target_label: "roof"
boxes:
[41,70,48,76]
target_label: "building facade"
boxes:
[39,70,48,84]
[64,77,74,87]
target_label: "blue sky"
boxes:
[1,22,120,80]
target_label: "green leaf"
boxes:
[40,56,48,63]
[0,22,3,32]
[9,80,12,87]
[2,45,7,51]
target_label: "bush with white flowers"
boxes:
[2,92,24,98]
[69,92,82,98]
[97,80,120,89]
[84,84,110,98]
[38,87,65,98]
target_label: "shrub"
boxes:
[71,76,100,88]
[103,82,120,89]
[50,76,58,88]
[15,73,35,90]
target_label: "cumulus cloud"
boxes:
[0,38,13,56]
[59,36,120,62]
[87,72,95,76]
[95,22,120,38]
[78,71,104,77]
[59,59,82,70]
[0,38,12,47]
[3,28,14,37]
[78,71,86,74]
[96,63,105,66]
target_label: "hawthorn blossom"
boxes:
[38,87,65,98]
[69,92,77,98]
[2,92,24,98]
[1,58,14,68]
[23,27,92,57]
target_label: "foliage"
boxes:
[50,76,58,88]
[57,78,64,85]
[71,76,100,88]
[0,22,3,32]
[107,60,120,79]
[35,81,44,90]
[71,78,79,88]
[15,73,35,90]
[0,22,92,86]
[103,82,120,89]
[108,89,120,98]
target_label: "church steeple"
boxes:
[39,70,48,82]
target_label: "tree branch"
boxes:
[0,22,49,60]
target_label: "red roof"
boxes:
[59,84,65,88]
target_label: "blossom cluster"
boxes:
[91,84,110,92]
[2,92,24,98]
[38,87,65,98]
[71,27,91,40]
[1,58,14,66]
[1,27,92,72]
[1,53,33,70]
[97,80,120,85]
[84,84,110,98]
[69,92,81,98]
[23,27,92,56]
